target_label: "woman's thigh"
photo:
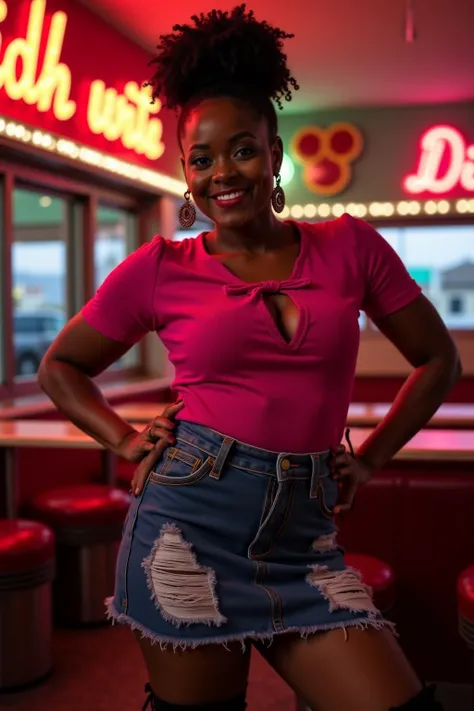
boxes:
[258,627,422,711]
[135,633,251,705]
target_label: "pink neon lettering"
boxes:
[404,125,474,194]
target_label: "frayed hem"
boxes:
[104,597,397,652]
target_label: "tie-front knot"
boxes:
[224,277,311,298]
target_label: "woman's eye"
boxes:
[191,156,211,168]
[235,147,254,158]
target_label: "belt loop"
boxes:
[209,437,235,480]
[309,454,320,498]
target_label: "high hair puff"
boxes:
[146,4,299,112]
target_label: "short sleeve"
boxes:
[81,237,164,344]
[346,215,422,321]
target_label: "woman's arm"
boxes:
[38,314,141,454]
[355,295,462,471]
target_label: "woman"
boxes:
[39,6,460,710]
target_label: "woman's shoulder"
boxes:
[300,213,382,256]
[300,213,362,241]
[124,233,203,271]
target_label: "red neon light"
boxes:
[404,125,474,195]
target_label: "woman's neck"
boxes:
[209,210,297,255]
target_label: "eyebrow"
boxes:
[189,131,257,152]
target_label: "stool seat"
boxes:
[31,484,130,528]
[345,553,396,613]
[30,485,130,625]
[457,565,474,623]
[0,519,55,576]
[457,565,474,652]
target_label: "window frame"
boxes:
[0,157,148,400]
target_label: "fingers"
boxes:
[162,400,185,418]
[331,452,352,479]
[146,425,176,445]
[145,400,185,442]
[131,438,168,496]
[334,481,357,515]
[131,400,184,496]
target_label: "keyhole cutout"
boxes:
[263,293,301,344]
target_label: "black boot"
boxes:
[390,684,444,710]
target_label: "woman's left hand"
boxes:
[330,445,375,515]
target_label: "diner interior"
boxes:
[0,0,474,709]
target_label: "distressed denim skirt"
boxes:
[106,421,391,649]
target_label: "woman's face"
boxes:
[180,97,282,229]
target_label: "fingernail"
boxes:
[135,488,140,496]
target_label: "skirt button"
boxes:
[281,458,291,471]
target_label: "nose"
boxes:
[212,156,237,184]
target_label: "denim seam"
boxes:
[265,561,285,632]
[249,480,297,560]
[122,473,152,612]
[253,560,279,634]
[255,481,298,559]
[149,457,214,487]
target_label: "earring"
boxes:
[271,174,285,214]
[179,190,196,228]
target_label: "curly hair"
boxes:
[146,5,299,141]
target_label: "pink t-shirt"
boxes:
[82,214,421,452]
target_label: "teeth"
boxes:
[216,191,245,201]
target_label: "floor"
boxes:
[1,624,472,710]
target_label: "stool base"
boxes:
[0,582,53,691]
[54,540,120,626]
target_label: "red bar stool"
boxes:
[29,484,130,626]
[295,553,396,711]
[0,519,55,691]
[457,564,474,708]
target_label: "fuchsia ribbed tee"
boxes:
[82,214,421,452]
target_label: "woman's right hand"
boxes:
[117,401,184,494]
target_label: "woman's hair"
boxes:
[146,4,299,143]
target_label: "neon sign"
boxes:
[0,0,165,160]
[404,125,474,195]
[290,123,363,196]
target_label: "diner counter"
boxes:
[347,402,474,429]
[0,419,473,462]
[115,401,474,430]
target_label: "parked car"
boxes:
[14,311,64,376]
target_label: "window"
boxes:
[95,204,138,368]
[449,296,464,314]
[12,188,69,378]
[356,222,474,375]
[375,224,474,331]
[94,204,136,287]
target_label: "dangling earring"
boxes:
[271,174,285,214]
[179,190,196,228]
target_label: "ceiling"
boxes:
[79,0,474,114]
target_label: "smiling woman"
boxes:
[39,4,456,711]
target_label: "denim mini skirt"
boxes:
[106,421,392,649]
